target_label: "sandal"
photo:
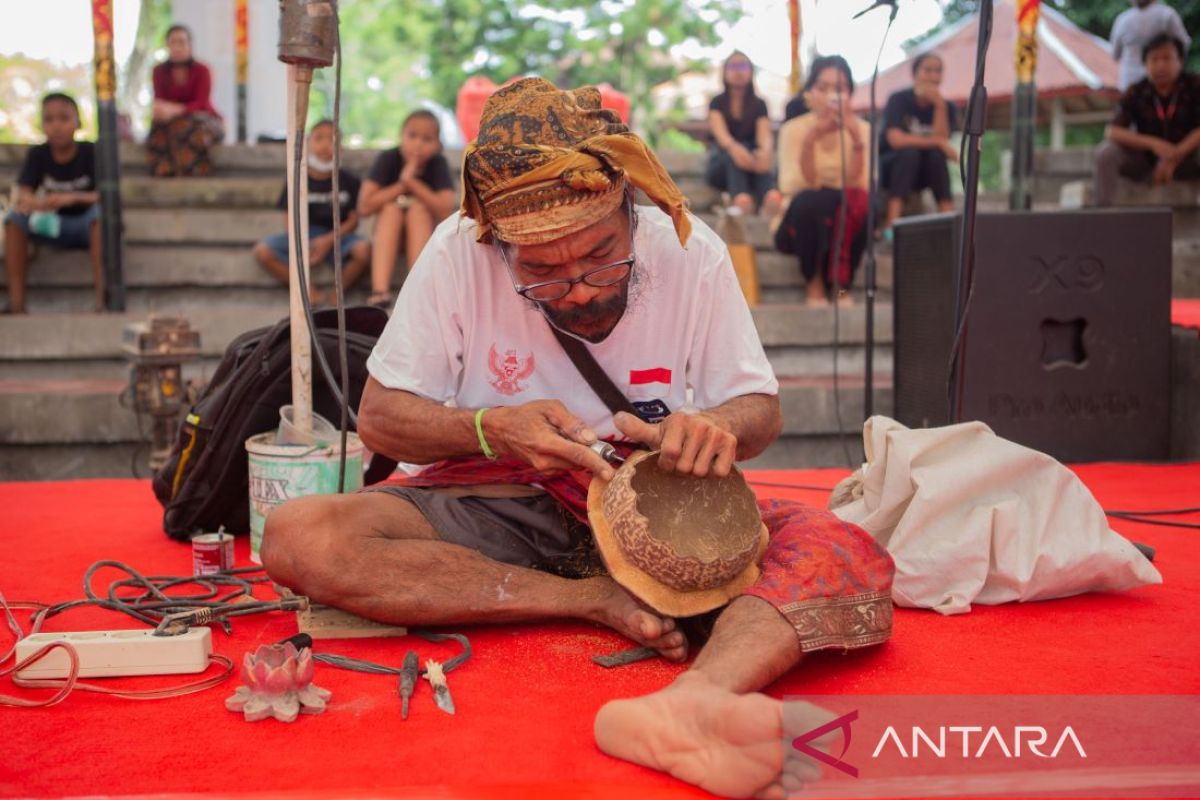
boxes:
[367,292,393,309]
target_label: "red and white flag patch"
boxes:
[629,367,672,386]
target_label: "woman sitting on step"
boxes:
[772,55,871,308]
[146,24,225,178]
[357,110,456,308]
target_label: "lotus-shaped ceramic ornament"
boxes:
[225,641,330,722]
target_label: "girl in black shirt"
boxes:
[358,110,457,307]
[705,51,781,215]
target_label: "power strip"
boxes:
[14,627,212,679]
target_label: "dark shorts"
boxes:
[260,228,365,265]
[364,485,607,579]
[5,205,99,249]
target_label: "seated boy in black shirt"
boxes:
[253,119,371,304]
[4,93,101,314]
[1094,33,1200,206]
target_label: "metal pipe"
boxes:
[91,0,126,312]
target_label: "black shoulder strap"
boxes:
[548,324,641,418]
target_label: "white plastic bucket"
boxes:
[245,431,364,564]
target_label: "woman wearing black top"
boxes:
[705,51,782,214]
[879,52,958,234]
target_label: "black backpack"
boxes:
[152,305,397,540]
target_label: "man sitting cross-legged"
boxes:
[1095,33,1200,206]
[260,78,894,799]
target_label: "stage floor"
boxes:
[1,464,1198,799]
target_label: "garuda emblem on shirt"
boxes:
[488,345,535,395]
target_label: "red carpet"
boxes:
[1173,298,1200,334]
[1,465,1198,798]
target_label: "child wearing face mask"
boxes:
[253,120,371,304]
[357,110,457,308]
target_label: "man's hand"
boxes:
[485,401,615,479]
[309,233,334,264]
[43,193,77,210]
[1148,138,1177,160]
[1154,155,1179,185]
[938,139,958,161]
[614,410,738,479]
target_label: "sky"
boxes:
[0,0,947,84]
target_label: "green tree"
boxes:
[927,0,1200,71]
[306,0,739,148]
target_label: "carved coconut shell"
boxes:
[588,450,768,617]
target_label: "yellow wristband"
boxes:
[475,407,497,460]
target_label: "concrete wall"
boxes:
[170,0,287,142]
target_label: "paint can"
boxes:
[192,532,235,576]
[244,432,363,564]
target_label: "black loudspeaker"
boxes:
[893,209,1172,462]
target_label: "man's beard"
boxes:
[540,276,632,344]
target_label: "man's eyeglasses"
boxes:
[498,212,636,302]
[504,256,635,302]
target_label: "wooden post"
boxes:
[788,0,803,95]
[285,64,313,436]
[1009,0,1041,210]
[91,0,126,311]
[235,0,249,143]
[1050,96,1066,150]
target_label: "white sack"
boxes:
[829,416,1162,615]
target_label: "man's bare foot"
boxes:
[586,576,688,662]
[595,671,785,798]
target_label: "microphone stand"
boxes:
[948,0,994,423]
[859,0,899,421]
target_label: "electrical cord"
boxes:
[287,80,358,446]
[945,0,994,418]
[861,2,898,422]
[1,561,475,708]
[0,584,236,709]
[312,630,472,678]
[743,482,1198,531]
[830,93,854,469]
[328,6,350,494]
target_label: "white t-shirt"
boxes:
[1111,3,1192,91]
[367,206,778,440]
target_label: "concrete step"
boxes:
[0,308,289,363]
[0,142,405,176]
[0,241,403,291]
[0,443,145,482]
[1175,239,1200,297]
[751,303,893,346]
[0,378,137,445]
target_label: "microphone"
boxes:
[853,0,898,20]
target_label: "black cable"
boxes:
[861,1,898,423]
[1105,506,1200,516]
[13,561,300,639]
[946,0,994,420]
[1106,514,1200,530]
[313,630,472,677]
[329,6,350,494]
[830,91,853,469]
[288,82,358,438]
